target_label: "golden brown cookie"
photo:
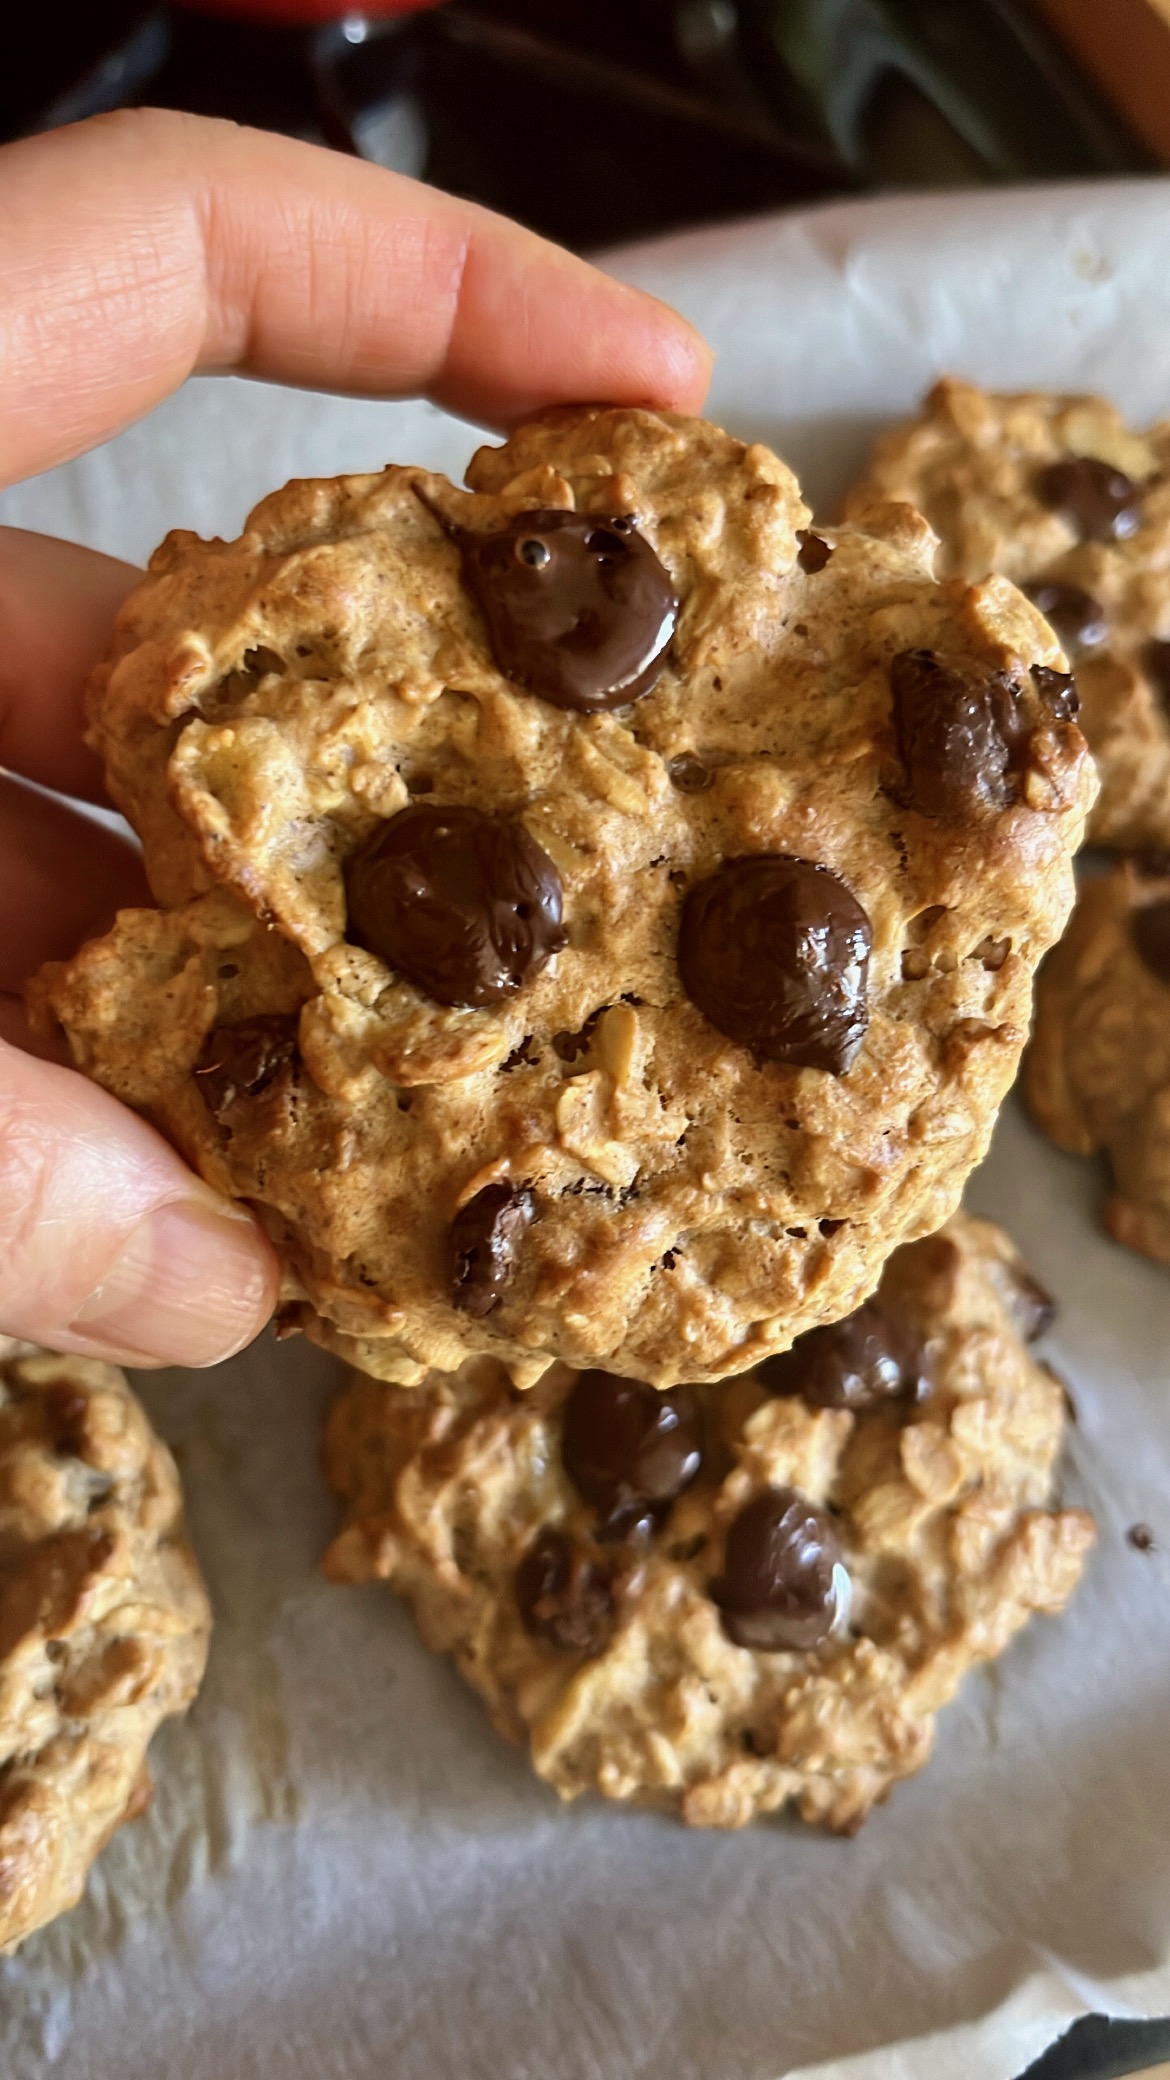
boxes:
[0,1339,210,1950]
[1025,858,1170,1264]
[846,375,1170,850]
[37,407,1094,1386]
[323,1214,1093,1831]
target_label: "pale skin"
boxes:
[0,107,711,1370]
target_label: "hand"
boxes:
[0,108,710,1370]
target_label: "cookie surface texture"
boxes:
[0,1340,210,1950]
[847,376,1170,849]
[39,407,1094,1385]
[1026,858,1170,1264]
[323,1214,1093,1830]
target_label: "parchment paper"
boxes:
[3,180,1170,2080]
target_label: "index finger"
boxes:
[0,108,713,491]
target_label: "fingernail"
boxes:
[69,1199,276,1367]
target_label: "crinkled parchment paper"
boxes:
[2,182,1170,2080]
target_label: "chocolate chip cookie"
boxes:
[36,407,1094,1386]
[323,1214,1093,1830]
[846,376,1170,850]
[1025,857,1170,1264]
[0,1339,210,1950]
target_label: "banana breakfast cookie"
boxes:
[0,1339,210,1950]
[37,407,1094,1386]
[846,376,1170,850]
[323,1214,1093,1830]
[1026,856,1170,1266]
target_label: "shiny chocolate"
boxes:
[345,804,564,1008]
[195,1015,299,1124]
[450,1181,534,1317]
[678,854,871,1073]
[561,1370,703,1535]
[890,648,1025,819]
[515,1526,613,1655]
[756,1299,929,1411]
[714,1486,848,1652]
[459,509,677,713]
[1036,457,1142,542]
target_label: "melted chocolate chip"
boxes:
[458,510,678,713]
[515,1527,613,1655]
[551,1005,606,1063]
[561,1371,703,1536]
[345,804,565,1008]
[890,649,1025,819]
[40,1383,89,1460]
[796,530,833,574]
[1004,1263,1057,1342]
[1031,664,1080,722]
[450,1181,534,1317]
[755,1299,929,1411]
[1144,639,1170,717]
[1036,457,1143,542]
[1132,899,1170,985]
[194,1015,299,1123]
[1127,1522,1157,1553]
[714,1487,848,1652]
[668,752,713,794]
[1026,581,1108,652]
[678,855,871,1073]
[552,1032,590,1065]
[499,1035,538,1074]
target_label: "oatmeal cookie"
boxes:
[1026,857,1170,1264]
[846,376,1170,850]
[37,407,1094,1386]
[0,1340,210,1949]
[323,1214,1093,1830]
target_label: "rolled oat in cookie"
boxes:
[1026,856,1170,1266]
[846,376,1170,850]
[0,1339,210,1950]
[322,1213,1093,1831]
[35,407,1094,1385]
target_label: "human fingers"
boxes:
[0,769,273,1365]
[0,1038,279,1366]
[0,529,140,800]
[0,108,713,489]
[0,774,150,991]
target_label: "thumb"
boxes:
[0,1039,278,1367]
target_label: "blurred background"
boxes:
[5,0,1168,253]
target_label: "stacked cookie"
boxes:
[849,377,1170,1265]
[324,1215,1091,1830]
[0,1340,209,1948]
[34,406,1098,1841]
